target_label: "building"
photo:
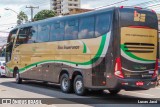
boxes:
[69,8,93,15]
[50,0,81,15]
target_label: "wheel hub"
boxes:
[76,80,82,92]
[62,78,68,90]
[16,73,19,82]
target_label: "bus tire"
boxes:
[60,73,72,93]
[108,89,120,95]
[15,71,22,84]
[74,75,86,96]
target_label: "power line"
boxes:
[26,6,39,21]
[144,3,160,9]
[95,0,130,9]
[133,0,160,6]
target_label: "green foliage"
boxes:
[34,10,56,21]
[17,11,28,23]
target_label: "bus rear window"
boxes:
[119,8,158,29]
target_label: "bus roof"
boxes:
[10,7,115,31]
[10,6,156,32]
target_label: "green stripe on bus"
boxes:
[82,41,87,53]
[121,44,155,62]
[9,34,107,73]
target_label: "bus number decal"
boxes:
[134,11,146,22]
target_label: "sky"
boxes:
[0,0,160,44]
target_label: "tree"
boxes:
[17,11,28,24]
[34,10,56,21]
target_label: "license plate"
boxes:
[136,81,144,86]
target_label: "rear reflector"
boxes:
[151,82,156,84]
[102,81,106,85]
[121,82,128,85]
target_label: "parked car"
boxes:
[0,61,6,77]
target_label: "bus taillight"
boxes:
[152,59,158,78]
[114,57,124,78]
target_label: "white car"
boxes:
[0,61,6,77]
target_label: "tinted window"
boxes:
[27,26,38,43]
[50,22,64,41]
[6,29,17,62]
[16,27,30,45]
[78,16,95,39]
[65,19,78,40]
[95,13,111,37]
[8,29,17,43]
[37,25,50,42]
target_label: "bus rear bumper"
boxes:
[116,78,157,91]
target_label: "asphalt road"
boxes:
[0,78,160,107]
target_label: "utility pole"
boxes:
[26,6,39,21]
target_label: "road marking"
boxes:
[121,91,155,97]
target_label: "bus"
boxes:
[5,6,158,96]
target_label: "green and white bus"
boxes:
[6,6,158,95]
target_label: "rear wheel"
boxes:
[15,71,22,84]
[74,75,86,96]
[108,89,120,95]
[60,74,72,93]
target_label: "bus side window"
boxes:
[78,16,95,39]
[65,19,78,40]
[27,26,38,43]
[16,28,29,45]
[95,12,111,37]
[6,29,18,62]
[50,22,64,41]
[37,25,50,42]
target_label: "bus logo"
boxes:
[134,11,146,22]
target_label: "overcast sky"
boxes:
[0,0,160,38]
